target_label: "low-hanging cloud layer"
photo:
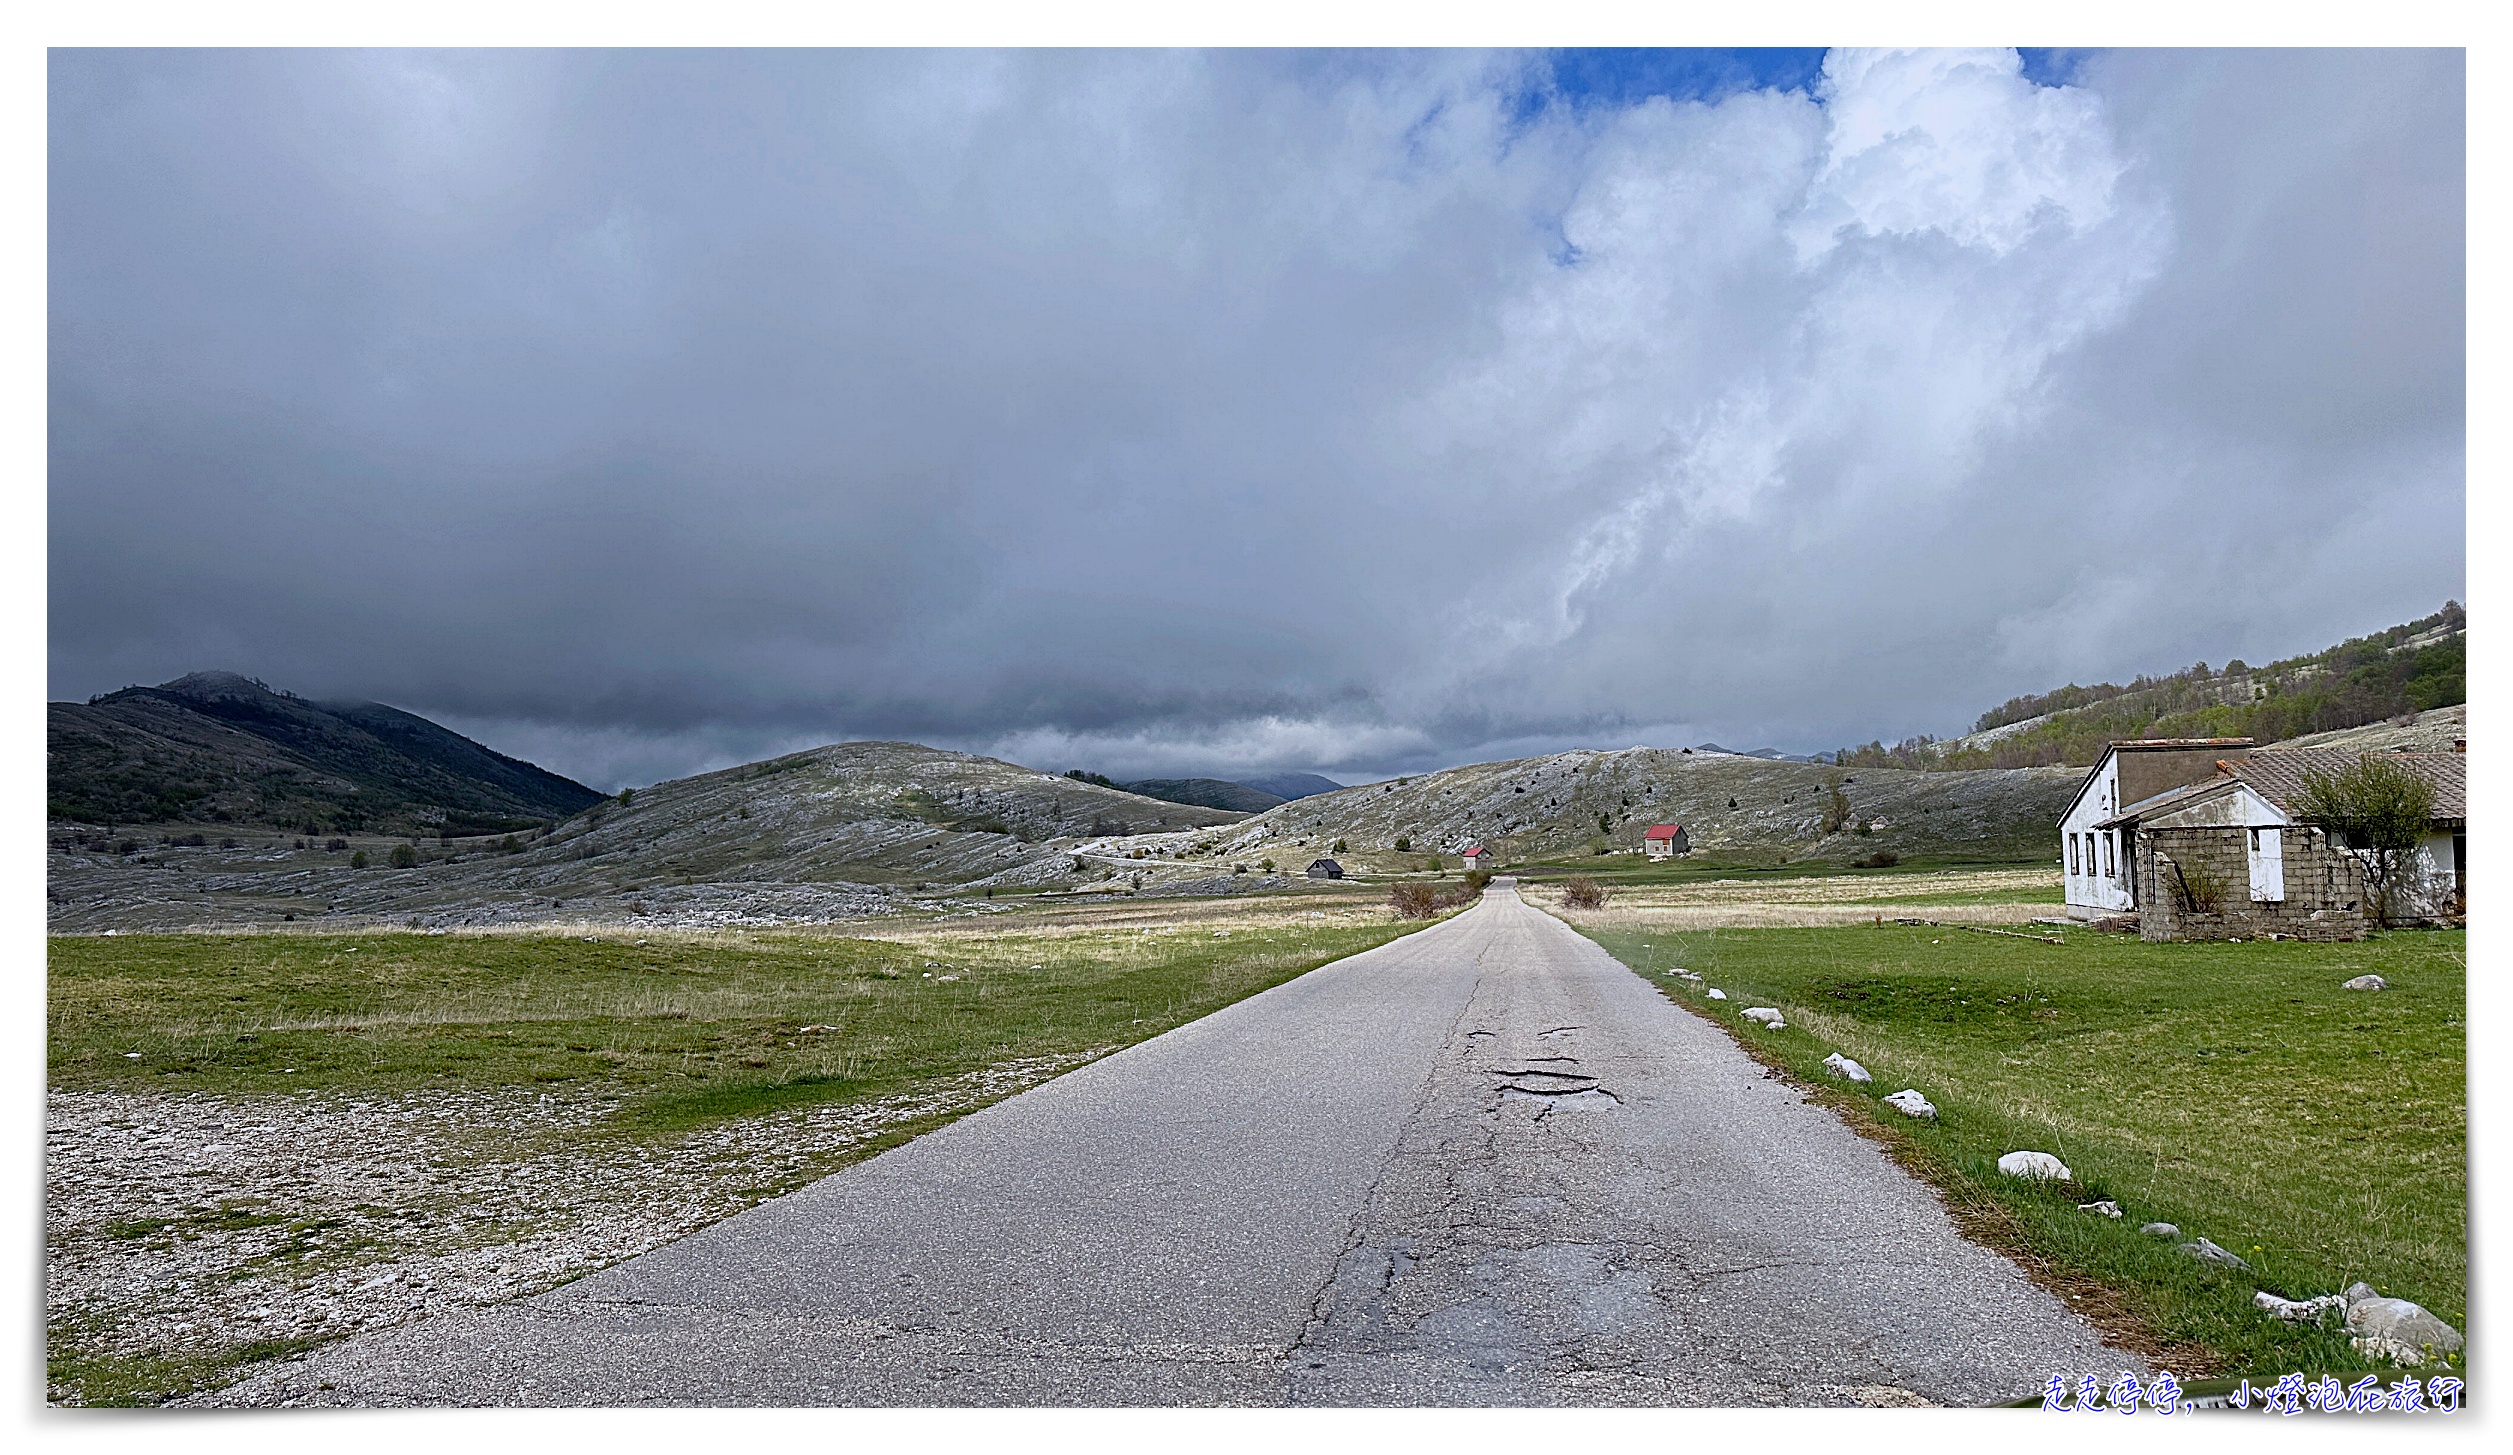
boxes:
[51,48,2464,789]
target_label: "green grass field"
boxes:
[50,919,1418,1121]
[1511,849,2055,889]
[1577,920,2466,1376]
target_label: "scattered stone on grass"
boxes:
[2341,974,2389,992]
[1705,989,1726,1000]
[1883,1089,1936,1120]
[1821,1053,1872,1084]
[2078,1200,2122,1218]
[1996,1150,2071,1181]
[1740,1007,1785,1029]
[2141,1222,2180,1238]
[2179,1237,2250,1270]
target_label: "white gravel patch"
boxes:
[49,1049,1106,1403]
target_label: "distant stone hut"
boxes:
[1642,824,1689,859]
[1306,858,1343,880]
[1461,845,1492,870]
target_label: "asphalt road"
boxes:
[207,882,2134,1406]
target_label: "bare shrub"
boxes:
[2166,856,2226,915]
[1559,877,1607,910]
[1390,883,1439,919]
[1854,850,1900,868]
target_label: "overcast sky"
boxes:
[50,48,2464,790]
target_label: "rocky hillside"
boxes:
[1066,746,2077,878]
[49,740,1248,931]
[48,672,603,834]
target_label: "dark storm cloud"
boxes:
[50,48,2462,788]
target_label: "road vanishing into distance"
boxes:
[212,882,2132,1407]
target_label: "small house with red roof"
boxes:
[1643,823,1689,859]
[1461,845,1492,870]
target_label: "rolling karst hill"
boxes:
[47,672,605,833]
[50,739,1250,931]
[51,689,2077,933]
[1132,746,2078,874]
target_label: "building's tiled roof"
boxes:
[1643,824,1684,839]
[2227,748,2466,825]
[1462,845,1486,855]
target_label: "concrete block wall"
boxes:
[2135,825,2366,942]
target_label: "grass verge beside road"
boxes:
[1570,917,2465,1379]
[51,918,1413,1113]
[49,912,1418,1404]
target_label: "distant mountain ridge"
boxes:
[48,671,604,833]
[1120,778,1287,813]
[1238,772,1344,801]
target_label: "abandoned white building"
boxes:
[1642,823,1689,859]
[1461,845,1491,870]
[2061,737,2465,941]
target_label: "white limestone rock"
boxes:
[1741,1007,1785,1028]
[1996,1150,2071,1181]
[1821,1053,1872,1084]
[2341,974,2388,991]
[2078,1200,2123,1218]
[1705,989,1726,1000]
[2345,1296,2462,1364]
[1884,1089,1936,1120]
[2140,1222,2180,1238]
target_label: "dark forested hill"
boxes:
[1836,603,2466,771]
[47,672,605,833]
[1120,777,1290,813]
[1238,772,1345,801]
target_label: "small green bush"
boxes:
[388,843,418,869]
[350,849,370,869]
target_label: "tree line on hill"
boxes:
[1834,604,2463,771]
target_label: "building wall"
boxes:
[2133,825,2366,942]
[2061,758,2131,916]
[2364,831,2462,923]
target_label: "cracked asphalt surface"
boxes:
[204,881,2133,1406]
